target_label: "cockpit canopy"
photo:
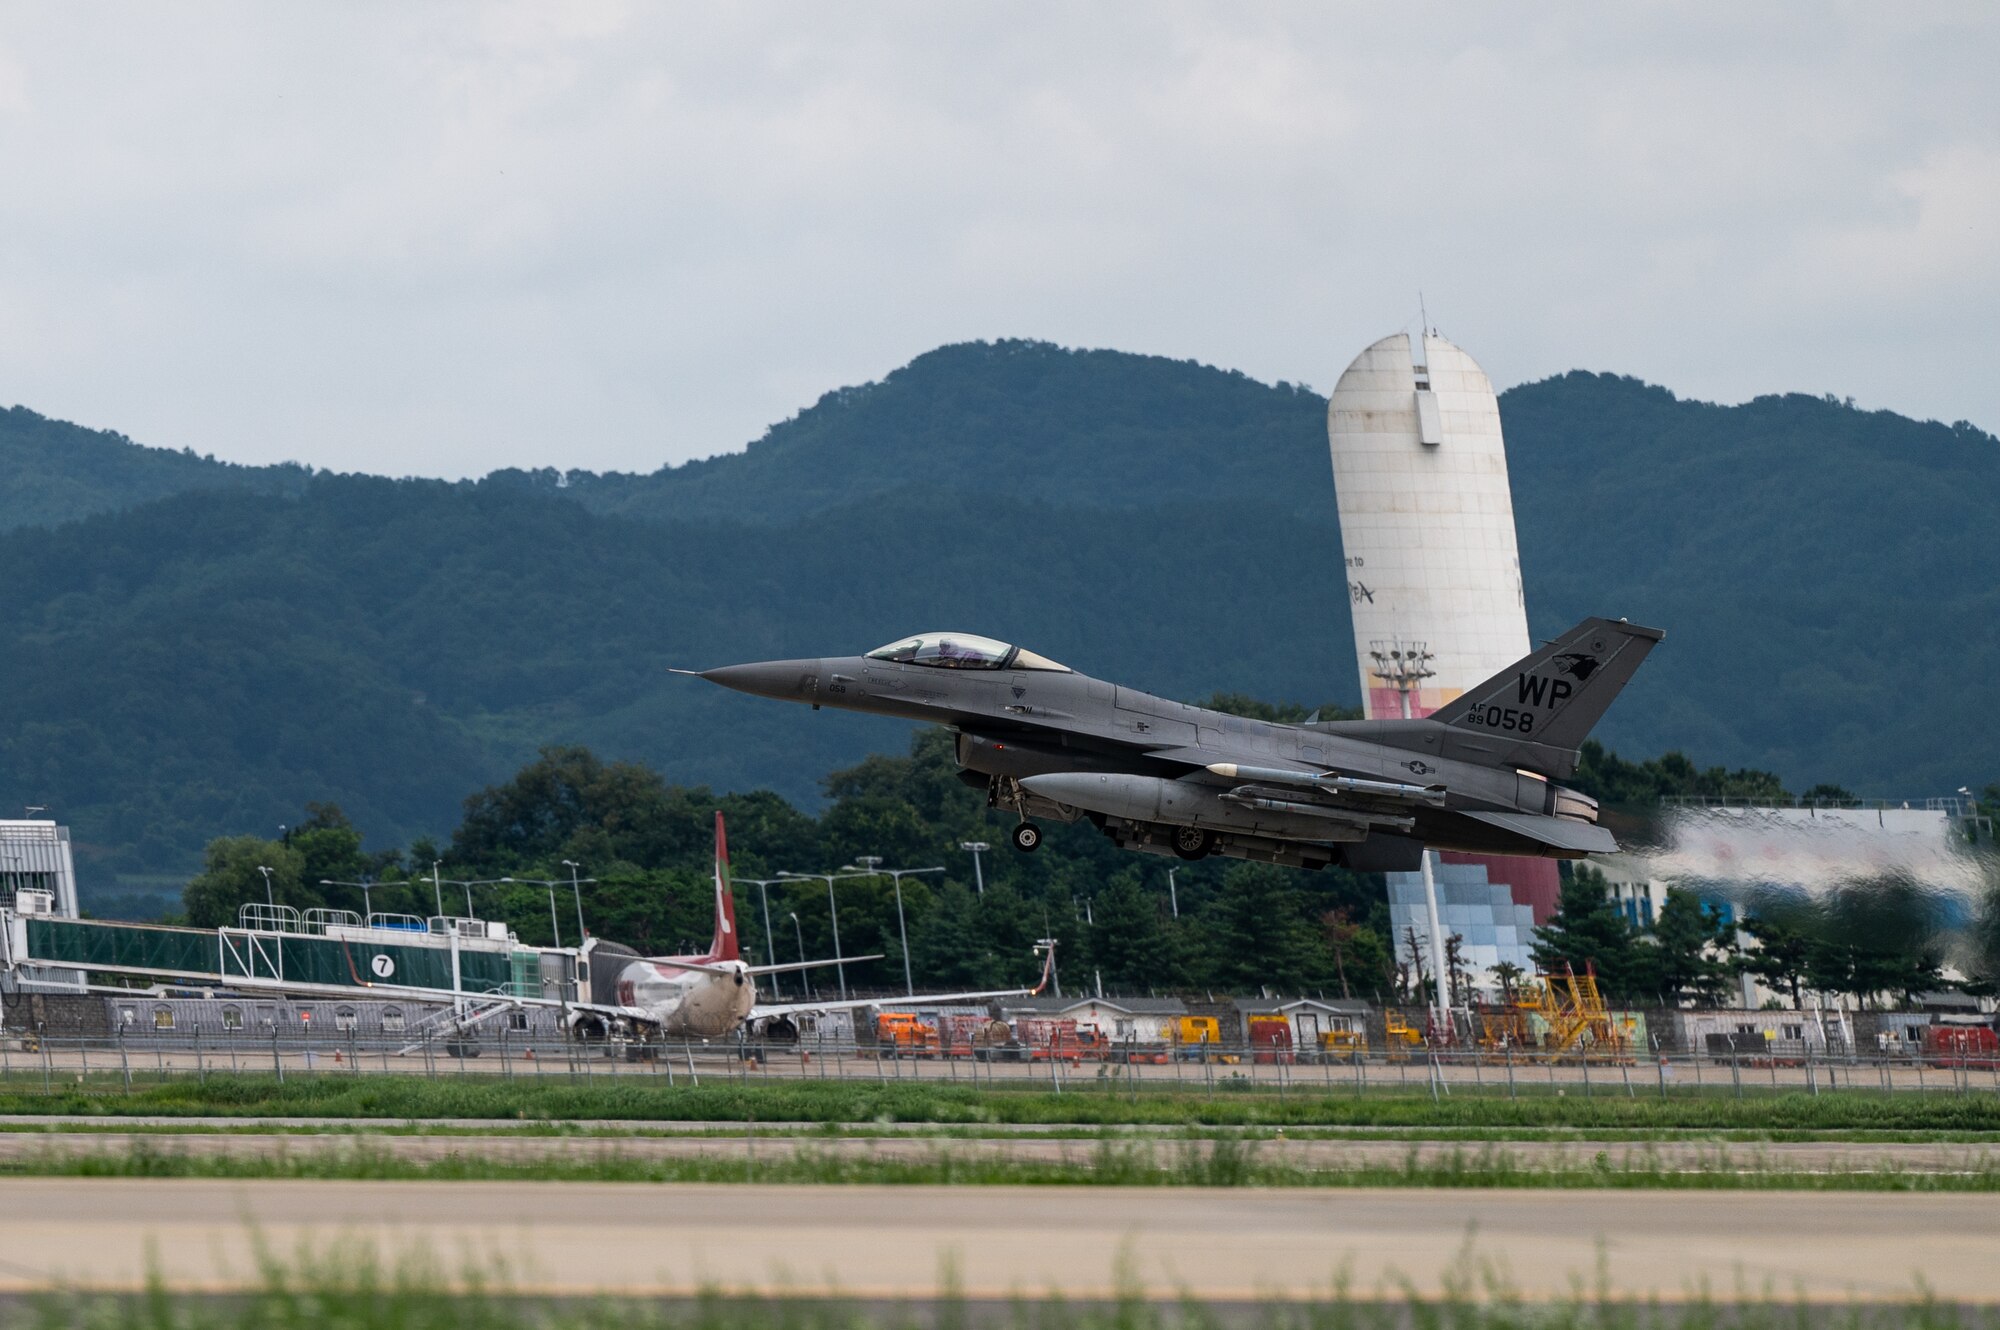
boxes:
[865,633,1070,672]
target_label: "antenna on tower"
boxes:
[1418,291,1428,337]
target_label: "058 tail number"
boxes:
[1465,703,1533,733]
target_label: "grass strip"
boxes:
[3,1121,2000,1145]
[2,1075,1998,1132]
[7,1137,2000,1191]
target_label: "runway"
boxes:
[0,1179,1995,1303]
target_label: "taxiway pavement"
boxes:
[0,1179,1994,1303]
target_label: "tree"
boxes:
[1642,888,1736,1006]
[909,882,991,988]
[1490,960,1525,1005]
[1398,926,1430,1005]
[1530,866,1644,1001]
[1739,916,1812,1008]
[181,837,311,928]
[1320,907,1390,1001]
[1202,863,1330,994]
[1086,871,1189,992]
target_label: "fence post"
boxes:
[195,1028,206,1086]
[118,1025,131,1092]
[271,1028,284,1085]
[41,1025,52,1095]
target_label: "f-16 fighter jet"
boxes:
[685,617,1661,873]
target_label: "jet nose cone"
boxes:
[697,659,825,703]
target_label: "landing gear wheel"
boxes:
[1171,826,1214,861]
[1011,822,1042,852]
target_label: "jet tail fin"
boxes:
[1428,617,1663,756]
[710,811,741,962]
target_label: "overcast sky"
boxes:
[2,5,1993,478]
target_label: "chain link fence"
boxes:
[4,1024,1998,1100]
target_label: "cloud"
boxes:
[0,4,1993,477]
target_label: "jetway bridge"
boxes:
[0,898,583,1008]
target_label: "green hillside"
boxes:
[0,405,306,531]
[2,341,1995,891]
[1507,372,2000,793]
[552,341,1334,524]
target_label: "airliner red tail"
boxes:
[709,810,741,962]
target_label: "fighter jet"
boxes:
[564,812,1054,1043]
[686,617,1662,873]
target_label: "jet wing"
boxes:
[744,955,884,976]
[638,954,885,976]
[751,985,1035,1021]
[751,944,1057,1020]
[1460,810,1619,855]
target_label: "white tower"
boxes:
[1328,332,1530,718]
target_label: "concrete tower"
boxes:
[1327,331,1557,985]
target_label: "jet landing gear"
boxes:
[1011,822,1042,852]
[1171,826,1215,861]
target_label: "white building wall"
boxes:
[0,820,84,994]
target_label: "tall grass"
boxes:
[14,1243,2000,1330]
[3,1075,1998,1133]
[12,1136,2000,1191]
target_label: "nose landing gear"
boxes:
[1011,822,1042,852]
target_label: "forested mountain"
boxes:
[3,340,1995,900]
[0,405,307,531]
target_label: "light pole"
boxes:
[430,860,445,919]
[544,880,562,947]
[788,912,811,1000]
[1370,637,1449,1035]
[737,877,789,994]
[499,878,562,949]
[781,870,869,1000]
[959,842,989,895]
[845,859,942,996]
[256,865,275,910]
[319,878,374,921]
[560,861,589,939]
[1166,866,1179,919]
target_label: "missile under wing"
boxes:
[688,617,1661,873]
